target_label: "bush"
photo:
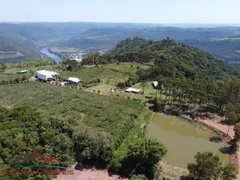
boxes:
[117,82,126,88]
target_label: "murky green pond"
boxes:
[147,113,230,168]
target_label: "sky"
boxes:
[0,0,240,24]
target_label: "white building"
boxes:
[125,88,142,94]
[68,77,82,84]
[36,70,59,81]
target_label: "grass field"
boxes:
[2,62,156,100]
[3,66,59,74]
[103,62,151,74]
[0,73,23,81]
[60,66,129,83]
[0,82,139,143]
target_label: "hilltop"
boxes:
[102,38,240,82]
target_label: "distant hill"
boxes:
[0,33,40,64]
[105,38,240,82]
[0,23,162,63]
[3,23,240,64]
[61,27,240,52]
[183,38,240,66]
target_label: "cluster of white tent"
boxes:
[36,70,59,81]
[36,70,82,84]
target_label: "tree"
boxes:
[231,123,240,153]
[221,163,237,180]
[187,152,237,180]
[122,137,167,179]
[141,81,147,101]
[188,152,221,180]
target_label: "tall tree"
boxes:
[187,152,237,180]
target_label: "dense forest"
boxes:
[184,38,240,66]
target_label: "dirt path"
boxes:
[55,163,128,180]
[199,117,240,179]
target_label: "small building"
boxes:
[125,88,142,94]
[17,70,28,74]
[68,77,82,85]
[36,70,59,81]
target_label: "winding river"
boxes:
[40,47,63,63]
[147,113,230,168]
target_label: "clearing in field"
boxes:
[0,73,23,81]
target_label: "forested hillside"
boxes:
[184,38,240,66]
[85,37,240,82]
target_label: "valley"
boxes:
[1,25,240,180]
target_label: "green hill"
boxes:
[105,37,240,82]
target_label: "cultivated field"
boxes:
[0,51,24,60]
[0,82,139,143]
[103,62,151,74]
[50,47,78,53]
[2,62,156,100]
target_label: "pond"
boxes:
[147,113,230,168]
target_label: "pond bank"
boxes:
[147,112,230,168]
[197,116,240,179]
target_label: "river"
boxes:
[40,47,63,63]
[147,113,230,168]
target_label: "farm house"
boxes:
[36,70,59,81]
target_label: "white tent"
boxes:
[68,77,82,84]
[36,70,59,81]
[152,81,158,87]
[125,88,142,93]
[18,70,28,74]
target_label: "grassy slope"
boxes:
[3,63,155,100]
[0,73,22,81]
[60,66,129,83]
[4,65,130,84]
[0,82,138,142]
[103,62,151,74]
[3,66,57,74]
